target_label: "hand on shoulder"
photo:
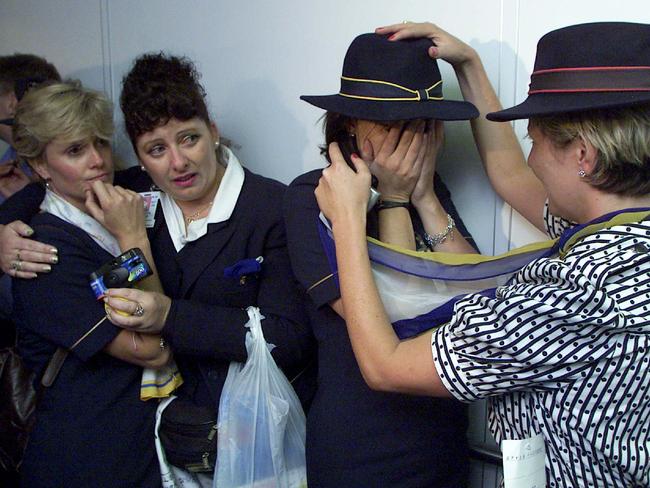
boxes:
[0,220,57,278]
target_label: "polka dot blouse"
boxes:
[432,203,650,487]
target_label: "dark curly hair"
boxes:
[120,53,211,152]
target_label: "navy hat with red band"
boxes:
[301,33,478,121]
[488,22,650,121]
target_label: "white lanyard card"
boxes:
[502,433,546,488]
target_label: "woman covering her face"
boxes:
[316,22,650,487]
[283,33,478,487]
[12,82,169,488]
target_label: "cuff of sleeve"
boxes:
[307,274,340,309]
[431,325,482,403]
[161,299,249,359]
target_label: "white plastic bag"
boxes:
[215,307,307,488]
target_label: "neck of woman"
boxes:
[579,190,650,223]
[47,185,93,217]
[178,162,226,224]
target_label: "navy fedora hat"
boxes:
[488,22,650,121]
[301,33,478,121]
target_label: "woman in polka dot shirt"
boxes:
[315,21,650,487]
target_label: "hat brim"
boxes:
[301,94,478,121]
[487,92,650,121]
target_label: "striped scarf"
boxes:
[318,207,650,339]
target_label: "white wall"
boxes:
[2,2,650,485]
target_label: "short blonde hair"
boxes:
[13,81,113,161]
[530,106,650,196]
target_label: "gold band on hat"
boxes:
[339,76,443,102]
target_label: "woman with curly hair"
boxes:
[110,53,313,479]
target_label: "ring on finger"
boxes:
[16,250,21,261]
[133,303,145,317]
[11,260,22,272]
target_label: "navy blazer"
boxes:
[144,168,313,407]
[284,170,470,487]
[13,214,160,488]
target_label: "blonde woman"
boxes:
[12,82,168,488]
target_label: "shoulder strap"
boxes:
[41,347,68,387]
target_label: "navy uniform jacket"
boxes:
[284,169,470,488]
[13,215,160,488]
[148,168,313,408]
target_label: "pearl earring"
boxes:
[140,165,146,172]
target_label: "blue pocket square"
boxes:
[224,256,263,279]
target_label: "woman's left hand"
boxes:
[85,182,146,243]
[316,142,371,228]
[103,288,171,334]
[376,22,476,68]
[411,120,445,208]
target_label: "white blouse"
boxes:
[161,146,245,252]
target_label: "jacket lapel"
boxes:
[148,206,183,295]
[152,168,251,297]
[175,220,236,296]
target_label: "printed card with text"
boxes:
[502,433,546,488]
[140,191,160,228]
